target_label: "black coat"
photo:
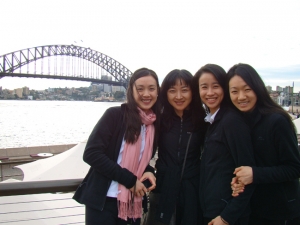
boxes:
[73,104,155,211]
[199,107,256,225]
[154,110,206,224]
[245,108,300,220]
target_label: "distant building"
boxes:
[14,88,23,98]
[277,92,286,105]
[276,86,283,92]
[23,86,30,96]
[283,86,293,94]
[65,89,73,95]
[266,85,272,92]
[112,86,126,93]
[91,84,101,92]
[103,84,112,93]
[270,92,279,104]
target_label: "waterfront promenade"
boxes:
[0,135,298,224]
[0,141,156,224]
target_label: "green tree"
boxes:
[114,91,125,100]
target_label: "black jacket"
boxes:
[245,108,300,220]
[199,107,256,225]
[73,104,155,210]
[154,110,206,224]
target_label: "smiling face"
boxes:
[198,72,224,114]
[133,75,158,112]
[229,75,257,112]
[167,79,192,117]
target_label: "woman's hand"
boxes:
[208,216,228,225]
[129,172,156,197]
[130,179,147,197]
[231,177,245,197]
[233,166,253,185]
[140,171,156,191]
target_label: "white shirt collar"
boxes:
[204,108,220,124]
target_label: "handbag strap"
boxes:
[130,183,136,205]
[180,132,192,182]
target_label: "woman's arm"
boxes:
[247,116,300,184]
[218,111,256,225]
[231,115,300,196]
[234,117,300,185]
[83,107,136,189]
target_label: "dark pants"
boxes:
[203,216,249,225]
[145,193,176,225]
[249,215,300,225]
[85,197,141,225]
[286,216,300,225]
[249,216,286,225]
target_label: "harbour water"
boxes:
[0,100,122,148]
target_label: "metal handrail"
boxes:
[0,178,82,196]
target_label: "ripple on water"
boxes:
[0,100,122,148]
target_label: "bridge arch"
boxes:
[0,45,132,87]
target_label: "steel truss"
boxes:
[0,45,132,86]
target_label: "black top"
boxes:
[199,107,256,225]
[73,104,155,211]
[157,109,205,173]
[245,107,300,220]
[154,109,206,224]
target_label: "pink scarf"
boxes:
[117,107,156,220]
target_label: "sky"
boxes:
[0,0,300,92]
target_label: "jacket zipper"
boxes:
[178,118,183,159]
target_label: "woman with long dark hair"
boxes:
[147,69,206,225]
[228,63,300,225]
[195,64,256,225]
[73,68,160,225]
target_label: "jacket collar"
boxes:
[172,109,192,120]
[211,107,227,123]
[243,106,261,129]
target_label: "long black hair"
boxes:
[124,67,161,144]
[160,69,205,131]
[193,64,229,112]
[227,63,296,132]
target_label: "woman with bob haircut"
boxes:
[228,63,300,225]
[194,64,256,225]
[146,69,206,225]
[73,68,160,225]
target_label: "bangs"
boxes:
[166,75,191,89]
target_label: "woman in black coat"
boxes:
[228,63,300,225]
[147,69,207,225]
[195,64,256,225]
[73,68,160,225]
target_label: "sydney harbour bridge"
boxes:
[0,45,132,88]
